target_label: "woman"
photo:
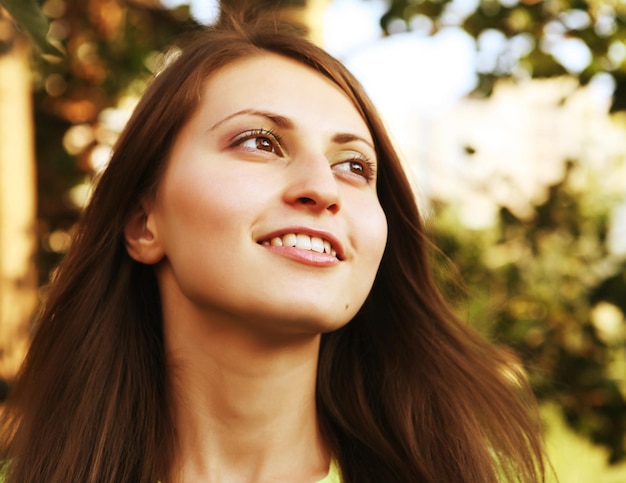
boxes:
[0,13,546,483]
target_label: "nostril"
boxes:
[297,197,316,205]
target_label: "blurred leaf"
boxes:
[381,0,626,111]
[0,0,63,57]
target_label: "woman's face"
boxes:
[144,53,387,337]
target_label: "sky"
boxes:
[157,0,597,119]
[158,0,480,117]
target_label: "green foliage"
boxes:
[428,159,626,462]
[381,0,626,112]
[384,0,626,464]
[27,0,196,283]
[0,0,61,57]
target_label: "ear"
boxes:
[124,201,165,264]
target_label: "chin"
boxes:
[273,304,358,336]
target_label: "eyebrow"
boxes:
[210,109,375,151]
[209,109,293,131]
[331,132,375,151]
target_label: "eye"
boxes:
[332,154,376,182]
[231,129,284,156]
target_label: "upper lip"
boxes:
[257,226,345,260]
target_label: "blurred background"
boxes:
[0,0,625,480]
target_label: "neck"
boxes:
[164,310,330,483]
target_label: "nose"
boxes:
[283,152,341,214]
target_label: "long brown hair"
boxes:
[0,14,546,483]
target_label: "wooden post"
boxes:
[0,18,38,386]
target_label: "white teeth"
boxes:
[261,232,338,258]
[311,236,324,253]
[283,233,297,247]
[296,233,312,250]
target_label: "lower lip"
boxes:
[261,245,340,267]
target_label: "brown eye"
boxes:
[239,136,277,153]
[348,161,364,176]
[232,129,284,156]
[332,155,376,183]
[334,160,365,177]
[255,137,274,152]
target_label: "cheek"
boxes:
[165,185,223,238]
[159,164,254,235]
[375,207,388,259]
[359,202,388,268]
[153,171,251,302]
[153,175,238,273]
[343,202,386,318]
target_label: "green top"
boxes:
[0,459,341,482]
[318,458,342,483]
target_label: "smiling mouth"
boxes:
[258,233,340,259]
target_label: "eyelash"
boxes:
[230,129,284,155]
[230,128,376,182]
[334,157,377,183]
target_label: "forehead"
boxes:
[194,53,372,141]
